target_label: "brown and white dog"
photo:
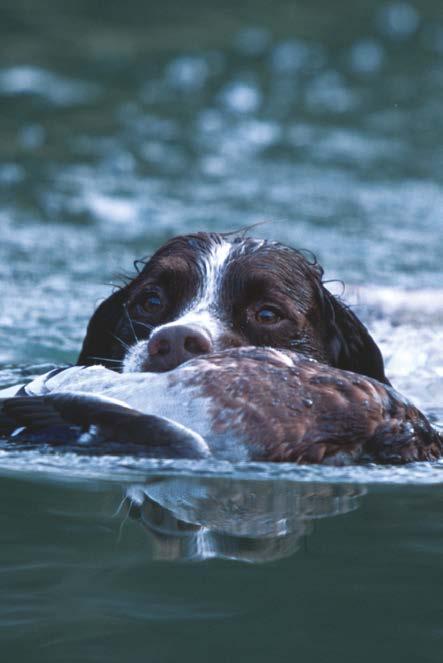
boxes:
[2,233,442,464]
[78,232,389,383]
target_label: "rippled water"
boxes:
[1,1,442,661]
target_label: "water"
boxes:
[0,1,442,660]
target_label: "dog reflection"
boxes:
[124,476,364,563]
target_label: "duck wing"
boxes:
[1,392,209,459]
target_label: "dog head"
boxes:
[78,232,389,384]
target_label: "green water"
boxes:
[0,1,442,660]
[1,474,443,662]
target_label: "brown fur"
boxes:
[78,232,389,383]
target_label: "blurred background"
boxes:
[0,0,442,390]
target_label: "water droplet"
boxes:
[270,40,324,74]
[305,70,357,114]
[349,39,384,75]
[0,163,25,185]
[166,56,209,91]
[220,81,261,113]
[376,2,420,40]
[19,124,45,150]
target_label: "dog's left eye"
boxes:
[143,292,163,312]
[255,307,281,324]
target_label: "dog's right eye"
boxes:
[142,292,163,312]
[255,306,282,325]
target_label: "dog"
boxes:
[78,232,390,383]
[3,233,441,465]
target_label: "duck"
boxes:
[1,347,441,465]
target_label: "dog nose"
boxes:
[147,324,213,371]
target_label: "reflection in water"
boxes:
[125,476,365,563]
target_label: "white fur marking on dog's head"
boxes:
[153,239,232,340]
[123,239,233,371]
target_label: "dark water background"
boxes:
[0,1,442,661]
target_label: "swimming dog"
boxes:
[78,232,389,383]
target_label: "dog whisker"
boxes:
[124,304,139,343]
[111,333,131,352]
[89,356,123,365]
[134,321,154,333]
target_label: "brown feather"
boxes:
[173,347,442,465]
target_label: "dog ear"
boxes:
[321,289,390,385]
[77,286,130,368]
